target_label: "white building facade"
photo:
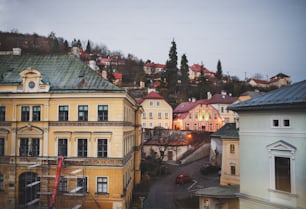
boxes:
[229,80,306,209]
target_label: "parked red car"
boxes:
[175,173,193,184]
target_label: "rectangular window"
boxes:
[58,139,67,156]
[186,124,190,130]
[97,139,107,158]
[0,174,3,191]
[0,106,5,121]
[78,139,87,157]
[158,112,162,119]
[98,105,108,121]
[156,101,160,106]
[231,165,236,175]
[149,101,153,107]
[31,138,40,156]
[78,105,88,121]
[59,176,67,192]
[19,138,29,156]
[273,119,279,127]
[275,157,291,192]
[142,112,146,119]
[283,119,290,127]
[230,144,235,154]
[32,106,41,121]
[21,106,30,121]
[77,177,87,193]
[59,105,69,121]
[165,113,168,119]
[0,138,4,156]
[149,112,153,119]
[97,177,108,193]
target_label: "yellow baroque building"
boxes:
[0,55,142,209]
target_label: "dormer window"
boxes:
[19,68,50,92]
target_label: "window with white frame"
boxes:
[272,117,291,128]
[59,176,67,192]
[58,105,69,121]
[77,177,88,193]
[19,138,40,156]
[58,138,67,156]
[77,139,87,157]
[267,140,296,194]
[97,139,107,158]
[97,177,108,193]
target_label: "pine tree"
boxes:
[216,59,223,80]
[165,39,178,96]
[180,54,189,101]
[85,40,91,53]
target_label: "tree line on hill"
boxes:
[0,31,277,107]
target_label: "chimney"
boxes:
[12,48,21,56]
[207,92,212,100]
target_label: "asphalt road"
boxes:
[143,157,220,209]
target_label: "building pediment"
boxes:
[19,67,50,93]
[266,140,296,153]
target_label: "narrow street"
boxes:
[143,158,220,209]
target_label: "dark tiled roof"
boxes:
[228,80,306,111]
[210,123,239,139]
[208,94,237,104]
[0,55,121,92]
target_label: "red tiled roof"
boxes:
[248,79,270,84]
[144,91,164,100]
[173,99,208,113]
[113,72,122,79]
[144,62,166,68]
[208,94,237,104]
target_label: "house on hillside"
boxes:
[0,54,142,209]
[137,90,173,130]
[188,64,215,82]
[228,80,306,209]
[207,91,238,123]
[143,62,165,75]
[173,99,224,132]
[269,73,291,88]
[247,73,291,89]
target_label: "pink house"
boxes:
[173,99,224,132]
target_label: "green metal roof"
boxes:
[0,55,122,92]
[228,80,306,111]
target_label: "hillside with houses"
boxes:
[0,30,305,209]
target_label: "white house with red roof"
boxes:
[137,90,173,129]
[173,99,224,132]
[189,64,215,81]
[207,91,238,123]
[143,62,166,75]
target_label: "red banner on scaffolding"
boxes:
[49,156,63,209]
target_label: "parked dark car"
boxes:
[175,173,193,184]
[200,165,220,175]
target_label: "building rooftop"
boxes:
[210,123,239,139]
[0,55,121,92]
[194,185,239,198]
[228,80,306,111]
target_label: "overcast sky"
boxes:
[1,0,305,82]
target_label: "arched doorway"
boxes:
[19,172,40,206]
